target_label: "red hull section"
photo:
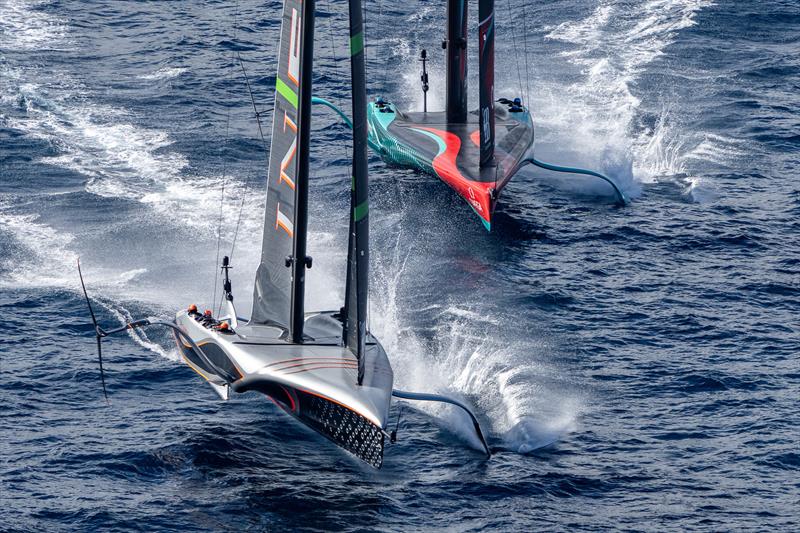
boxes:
[367,101,534,230]
[415,126,497,226]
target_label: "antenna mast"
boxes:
[420,49,429,113]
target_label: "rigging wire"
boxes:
[363,0,370,96]
[504,0,527,105]
[520,0,532,108]
[215,52,271,318]
[376,0,388,97]
[319,0,362,330]
[213,0,240,314]
[361,0,372,332]
[229,52,271,267]
[219,3,370,332]
[321,0,352,168]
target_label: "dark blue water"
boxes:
[1,0,798,530]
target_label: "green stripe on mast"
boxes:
[276,78,298,109]
[350,32,364,56]
[354,200,368,221]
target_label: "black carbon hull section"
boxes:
[295,389,385,468]
[234,376,386,468]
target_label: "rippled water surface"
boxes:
[1,0,798,530]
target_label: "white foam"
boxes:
[0,198,76,288]
[0,51,264,366]
[380,5,446,112]
[683,175,718,203]
[4,72,262,237]
[361,213,580,453]
[0,196,185,367]
[545,5,612,46]
[684,133,747,164]
[96,300,179,362]
[138,67,187,81]
[542,0,715,186]
[0,196,146,290]
[0,0,68,51]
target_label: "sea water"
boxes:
[1,0,798,530]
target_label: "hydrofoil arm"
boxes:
[520,156,630,205]
[310,97,383,152]
[392,389,491,457]
[77,260,234,402]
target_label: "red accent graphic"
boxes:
[265,356,356,368]
[283,363,360,375]
[469,129,480,148]
[416,126,495,226]
[281,385,297,412]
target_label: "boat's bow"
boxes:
[367,99,534,230]
[173,310,394,467]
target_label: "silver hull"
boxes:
[174,310,394,468]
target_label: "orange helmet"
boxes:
[188,304,197,312]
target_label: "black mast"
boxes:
[479,0,495,166]
[445,0,468,123]
[290,0,316,343]
[345,0,369,384]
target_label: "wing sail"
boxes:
[251,0,312,334]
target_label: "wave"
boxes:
[0,0,68,51]
[540,0,715,191]
[0,196,146,289]
[137,67,188,81]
